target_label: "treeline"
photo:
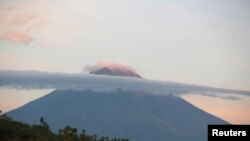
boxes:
[0,110,129,141]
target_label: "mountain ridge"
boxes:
[7,89,228,141]
[89,67,142,78]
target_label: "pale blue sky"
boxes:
[0,0,250,123]
[1,0,250,90]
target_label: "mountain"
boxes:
[89,67,141,78]
[7,90,228,141]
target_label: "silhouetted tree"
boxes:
[0,110,130,141]
[40,116,49,129]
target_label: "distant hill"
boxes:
[89,67,141,78]
[7,90,228,141]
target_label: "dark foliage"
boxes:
[0,111,129,141]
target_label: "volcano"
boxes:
[7,89,227,141]
[89,67,141,78]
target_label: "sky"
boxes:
[0,0,250,124]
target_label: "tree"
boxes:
[0,110,130,141]
[40,116,49,129]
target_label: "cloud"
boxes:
[10,15,36,25]
[0,32,33,45]
[199,93,241,101]
[0,70,249,98]
[84,61,137,72]
[0,1,51,47]
[0,1,49,25]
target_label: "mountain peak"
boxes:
[85,62,142,78]
[89,67,141,78]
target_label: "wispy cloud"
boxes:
[0,0,104,48]
[0,32,33,45]
[84,61,137,73]
[0,1,47,46]
[10,15,36,25]
[0,0,63,47]
[0,70,249,99]
[199,93,241,101]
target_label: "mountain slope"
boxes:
[7,90,228,141]
[89,67,141,78]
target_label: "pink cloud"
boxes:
[0,4,40,26]
[0,32,33,45]
[84,62,142,78]
[11,15,36,25]
[0,5,20,12]
[84,61,137,73]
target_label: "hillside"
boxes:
[7,90,228,141]
[0,112,129,141]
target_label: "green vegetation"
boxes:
[0,110,129,141]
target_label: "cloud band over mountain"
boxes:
[0,70,249,100]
